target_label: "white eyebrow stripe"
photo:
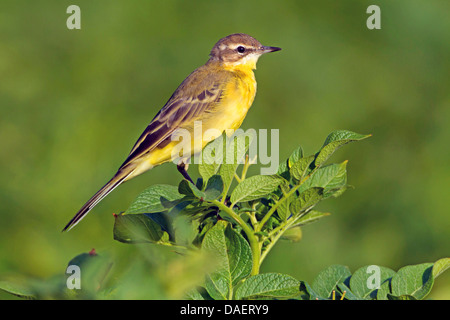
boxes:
[228,43,248,50]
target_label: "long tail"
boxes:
[63,169,133,232]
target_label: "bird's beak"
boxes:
[260,46,282,54]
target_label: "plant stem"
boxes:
[256,184,300,232]
[257,166,320,232]
[260,219,295,264]
[258,167,322,264]
[240,154,250,181]
[211,199,261,275]
[259,232,283,264]
[249,212,258,230]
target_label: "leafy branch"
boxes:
[1,130,449,300]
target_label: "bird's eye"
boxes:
[237,46,246,53]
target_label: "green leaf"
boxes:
[375,257,449,301]
[126,185,183,214]
[291,210,331,227]
[376,277,393,300]
[387,294,417,300]
[198,134,225,183]
[218,164,237,197]
[219,132,253,195]
[275,181,291,221]
[290,155,315,182]
[145,212,173,235]
[276,197,291,221]
[390,262,434,300]
[172,215,198,246]
[185,287,212,300]
[235,273,300,300]
[299,161,347,196]
[276,160,290,181]
[289,187,324,216]
[167,200,196,218]
[203,175,224,201]
[349,265,396,299]
[202,221,252,300]
[0,280,35,299]
[288,146,303,168]
[432,258,450,279]
[178,180,206,199]
[280,226,302,242]
[204,275,228,300]
[299,281,323,300]
[230,175,283,204]
[336,283,362,300]
[315,130,371,167]
[327,184,350,198]
[66,250,113,294]
[311,265,352,299]
[113,213,171,244]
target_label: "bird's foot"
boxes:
[177,162,194,184]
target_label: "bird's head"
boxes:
[208,33,281,69]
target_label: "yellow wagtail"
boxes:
[63,33,281,231]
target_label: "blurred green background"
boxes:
[0,0,448,299]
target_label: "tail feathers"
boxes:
[63,170,132,232]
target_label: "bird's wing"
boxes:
[119,70,226,169]
[64,67,232,232]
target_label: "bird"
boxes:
[63,33,281,231]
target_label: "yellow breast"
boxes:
[146,64,257,167]
[213,65,257,132]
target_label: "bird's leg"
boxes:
[177,161,194,184]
